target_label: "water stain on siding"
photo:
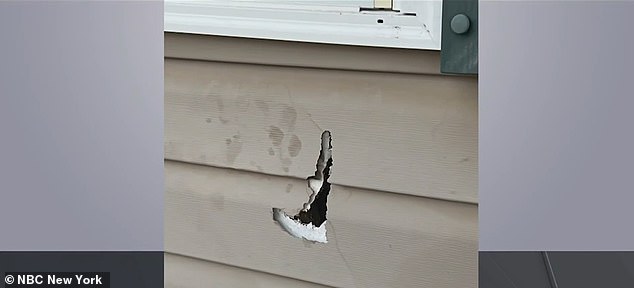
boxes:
[226,134,243,165]
[288,134,302,157]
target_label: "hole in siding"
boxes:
[377,19,384,23]
[272,131,333,243]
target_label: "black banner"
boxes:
[4,273,109,288]
[0,252,162,288]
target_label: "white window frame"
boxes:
[164,0,443,50]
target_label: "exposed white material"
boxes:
[304,178,323,211]
[273,208,328,243]
[164,32,477,287]
[164,59,478,203]
[164,161,478,288]
[164,0,442,50]
[303,131,331,211]
[274,131,332,242]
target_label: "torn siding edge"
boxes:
[273,131,333,243]
[273,208,328,243]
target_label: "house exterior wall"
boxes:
[165,32,478,288]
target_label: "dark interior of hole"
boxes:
[377,19,384,23]
[295,157,332,227]
[294,131,332,227]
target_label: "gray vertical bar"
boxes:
[0,1,163,251]
[480,0,634,251]
[440,0,478,74]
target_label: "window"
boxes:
[164,0,443,50]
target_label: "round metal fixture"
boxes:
[450,14,470,34]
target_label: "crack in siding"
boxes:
[272,131,333,243]
[327,220,360,287]
[306,112,323,132]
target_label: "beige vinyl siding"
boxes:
[165,33,478,288]
[165,253,333,288]
[165,59,477,203]
[165,33,443,75]
[165,160,477,288]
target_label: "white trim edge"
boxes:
[164,0,442,50]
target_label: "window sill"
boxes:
[164,0,442,50]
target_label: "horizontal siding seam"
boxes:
[164,55,477,79]
[165,251,339,288]
[164,158,478,206]
[165,32,442,75]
